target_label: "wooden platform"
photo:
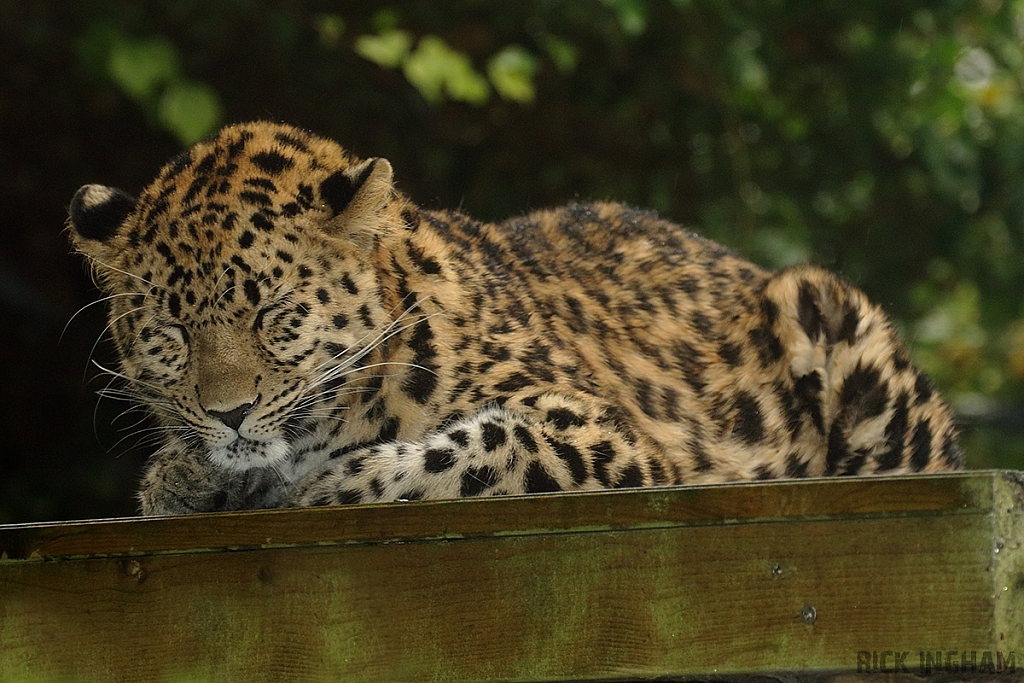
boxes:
[1,471,1021,682]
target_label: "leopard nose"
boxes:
[207,401,255,431]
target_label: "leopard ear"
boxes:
[318,158,394,246]
[68,184,136,264]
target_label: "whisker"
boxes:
[80,254,162,292]
[308,295,436,376]
[210,265,238,306]
[110,408,152,430]
[118,308,163,360]
[306,311,444,394]
[266,461,294,489]
[90,360,165,394]
[106,425,191,455]
[296,388,378,409]
[60,292,147,345]
[92,373,125,442]
[309,361,440,400]
[84,303,154,382]
[109,404,177,427]
[296,412,349,424]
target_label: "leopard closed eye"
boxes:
[67,121,963,516]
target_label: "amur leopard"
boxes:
[68,121,963,515]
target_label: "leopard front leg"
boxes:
[139,440,288,515]
[290,397,663,507]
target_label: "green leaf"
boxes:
[540,35,578,74]
[107,36,178,101]
[403,36,489,105]
[370,8,401,33]
[354,30,412,68]
[445,61,490,104]
[601,0,648,36]
[402,36,452,103]
[158,80,222,145]
[487,46,538,103]
[315,14,346,49]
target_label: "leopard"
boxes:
[67,121,964,516]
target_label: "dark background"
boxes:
[3,0,1023,523]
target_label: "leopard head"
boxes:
[68,122,401,470]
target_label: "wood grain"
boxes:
[0,471,1021,683]
[0,473,995,560]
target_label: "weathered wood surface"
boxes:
[0,471,1021,683]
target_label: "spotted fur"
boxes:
[67,122,963,515]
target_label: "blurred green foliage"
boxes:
[354,15,538,105]
[78,27,223,144]
[2,0,1023,521]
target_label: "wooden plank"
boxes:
[0,471,1020,683]
[0,473,994,560]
